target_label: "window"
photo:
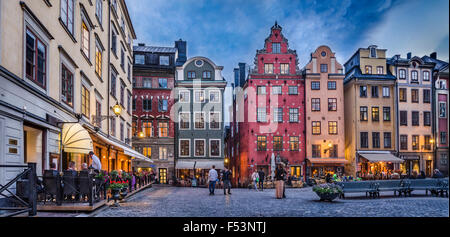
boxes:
[424,135,431,150]
[360,132,368,148]
[135,54,145,64]
[424,111,431,126]
[179,113,190,130]
[376,66,383,74]
[384,132,391,148]
[288,86,298,95]
[411,89,419,103]
[158,122,168,137]
[81,21,90,58]
[158,78,168,88]
[142,78,152,88]
[312,121,321,135]
[257,86,266,95]
[440,154,448,165]
[257,108,266,122]
[272,43,281,53]
[311,81,320,90]
[158,99,168,112]
[257,136,267,151]
[143,147,151,158]
[194,90,205,103]
[120,82,125,105]
[412,111,419,126]
[382,87,390,97]
[127,92,131,114]
[132,98,136,111]
[95,46,102,77]
[210,140,220,157]
[383,107,390,121]
[372,132,380,148]
[264,64,274,74]
[328,81,336,90]
[328,121,337,135]
[289,108,299,122]
[399,88,407,102]
[400,135,408,150]
[142,99,151,111]
[439,102,447,118]
[95,100,101,128]
[411,71,418,82]
[370,47,376,58]
[312,145,321,158]
[132,120,137,136]
[311,98,320,111]
[371,86,378,98]
[412,135,419,150]
[280,64,289,74]
[81,85,90,117]
[111,27,117,55]
[142,121,153,137]
[180,140,190,157]
[120,122,124,141]
[423,71,430,81]
[399,69,406,79]
[272,86,282,95]
[110,117,116,137]
[273,108,283,122]
[209,112,220,129]
[360,86,367,97]
[159,56,169,66]
[365,65,372,74]
[202,71,211,79]
[25,29,47,88]
[423,89,431,103]
[148,54,158,65]
[61,64,73,107]
[194,112,205,129]
[328,98,337,111]
[120,47,125,69]
[187,71,196,79]
[273,136,283,151]
[441,132,447,145]
[159,147,168,160]
[320,64,328,73]
[289,137,299,151]
[179,91,190,103]
[360,107,368,121]
[400,111,407,125]
[95,0,102,24]
[60,0,74,34]
[110,70,117,97]
[372,107,379,121]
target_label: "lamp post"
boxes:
[92,102,123,127]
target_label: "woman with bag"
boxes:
[275,163,287,199]
[251,170,259,191]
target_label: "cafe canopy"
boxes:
[176,160,225,170]
[358,152,404,163]
[61,123,93,154]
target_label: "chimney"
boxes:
[238,63,246,87]
[407,52,412,60]
[430,52,437,59]
[138,43,145,46]
[175,39,187,66]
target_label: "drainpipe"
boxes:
[395,65,400,170]
[107,0,111,138]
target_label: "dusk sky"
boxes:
[127,0,449,121]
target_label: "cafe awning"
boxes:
[307,158,348,164]
[358,152,404,163]
[124,147,153,163]
[61,123,93,154]
[176,160,225,170]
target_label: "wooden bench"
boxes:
[428,179,449,197]
[404,179,439,196]
[337,181,377,199]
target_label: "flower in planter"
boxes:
[312,183,343,195]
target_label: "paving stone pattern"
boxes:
[94,185,449,217]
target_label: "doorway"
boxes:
[426,160,432,177]
[23,125,44,177]
[159,168,167,184]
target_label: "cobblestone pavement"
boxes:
[93,185,449,217]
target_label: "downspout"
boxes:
[302,74,307,182]
[395,65,400,170]
[354,80,358,176]
[107,0,111,172]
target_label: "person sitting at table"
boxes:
[81,163,88,170]
[67,161,76,171]
[50,162,57,171]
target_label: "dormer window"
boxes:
[135,54,145,64]
[370,47,377,58]
[272,43,281,53]
[202,71,211,79]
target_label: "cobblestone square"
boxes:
[93,186,449,217]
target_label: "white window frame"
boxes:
[179,139,191,157]
[194,112,206,130]
[272,86,282,95]
[179,90,190,103]
[194,139,206,157]
[159,146,168,160]
[208,90,221,103]
[439,102,447,118]
[209,111,221,130]
[179,112,190,130]
[194,90,205,103]
[382,87,390,97]
[209,139,221,157]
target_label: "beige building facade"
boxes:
[303,45,346,177]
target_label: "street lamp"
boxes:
[138,131,145,138]
[112,102,122,116]
[91,102,123,127]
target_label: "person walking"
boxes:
[258,168,265,191]
[208,165,218,195]
[251,170,259,191]
[275,163,287,198]
[222,167,232,195]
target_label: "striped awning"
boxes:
[61,123,93,154]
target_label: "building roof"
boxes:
[133,45,177,53]
[344,66,396,84]
[422,56,449,71]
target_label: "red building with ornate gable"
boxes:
[233,22,305,186]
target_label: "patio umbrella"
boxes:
[271,153,275,181]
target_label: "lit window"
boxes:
[158,122,168,137]
[312,121,321,135]
[95,46,102,77]
[280,64,289,74]
[264,64,274,74]
[81,21,90,58]
[273,136,283,151]
[257,136,267,151]
[81,85,90,117]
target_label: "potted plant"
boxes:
[119,180,129,200]
[109,181,124,207]
[312,183,343,202]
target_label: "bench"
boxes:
[404,179,439,196]
[374,180,409,197]
[337,181,377,199]
[429,179,449,197]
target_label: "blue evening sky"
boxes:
[127,0,449,121]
